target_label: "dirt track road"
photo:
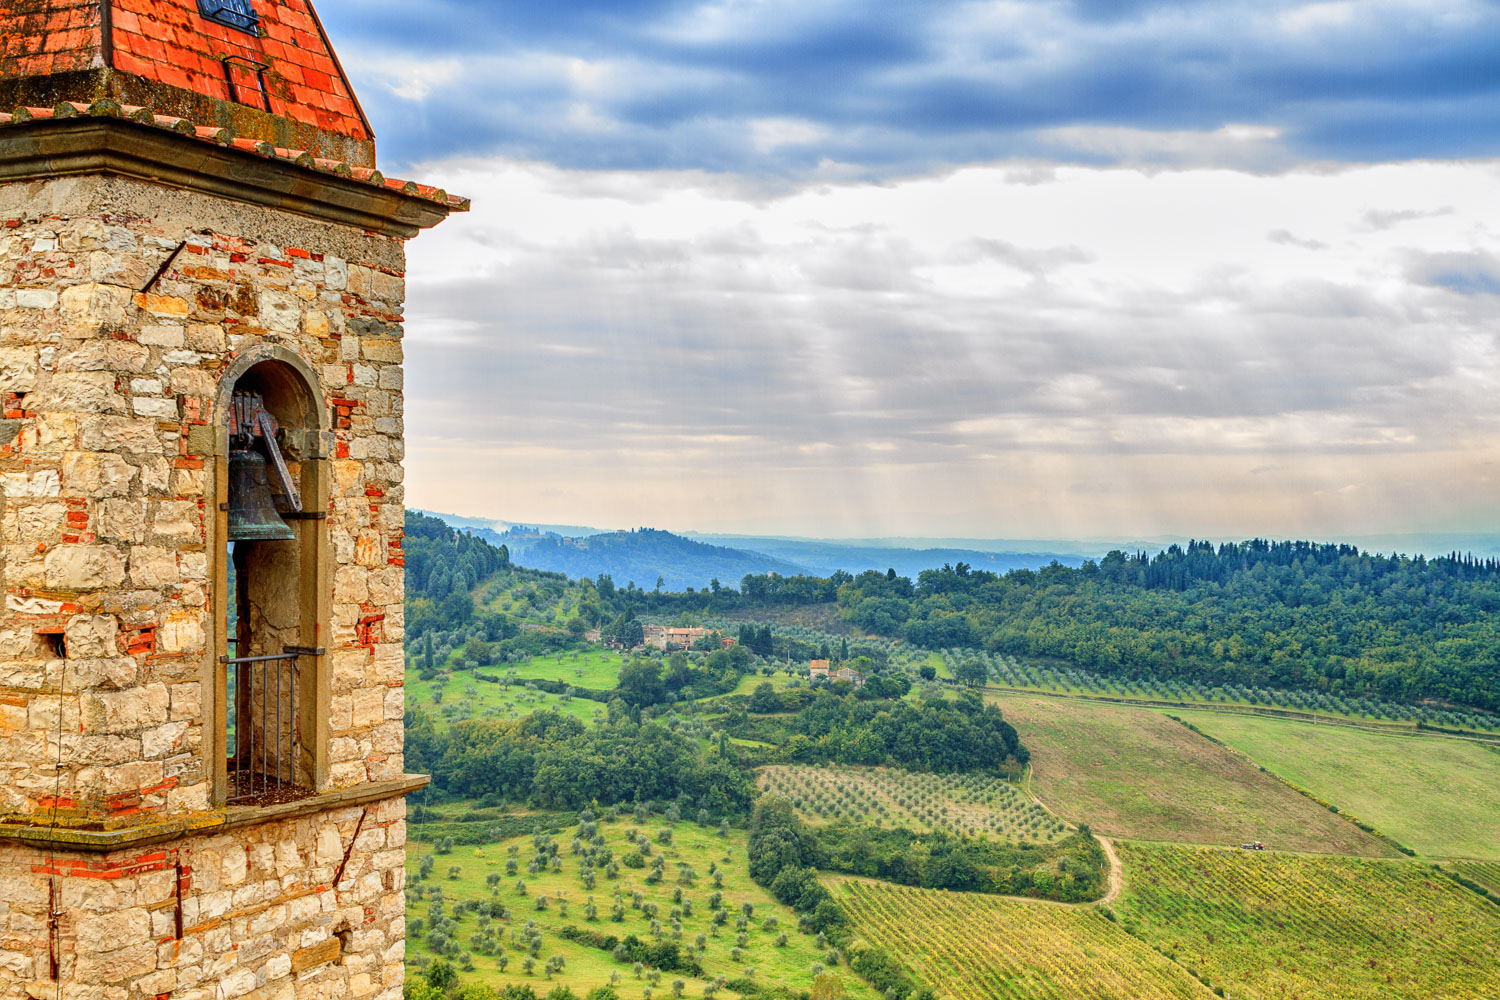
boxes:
[1097,836,1123,905]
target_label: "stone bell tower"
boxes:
[0,2,464,998]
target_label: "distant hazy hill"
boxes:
[466,525,807,592]
[419,509,1090,587]
[688,535,1085,578]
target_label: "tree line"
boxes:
[829,542,1500,711]
[406,513,1500,714]
[408,709,755,814]
[722,689,1029,773]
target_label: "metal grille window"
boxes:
[199,0,260,35]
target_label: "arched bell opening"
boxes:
[212,348,331,806]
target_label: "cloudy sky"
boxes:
[320,0,1500,541]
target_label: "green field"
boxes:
[406,816,874,1000]
[407,665,607,729]
[836,877,1212,999]
[1174,710,1500,859]
[926,652,953,679]
[1114,842,1500,1000]
[481,574,576,626]
[991,694,1395,856]
[505,648,627,688]
[720,669,806,698]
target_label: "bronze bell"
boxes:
[227,448,295,541]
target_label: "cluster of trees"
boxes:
[737,573,846,605]
[746,669,912,714]
[814,824,1104,903]
[555,928,701,976]
[411,709,754,813]
[745,798,847,935]
[615,648,755,707]
[737,625,776,656]
[407,511,510,636]
[829,542,1500,710]
[728,690,1028,773]
[569,570,846,622]
[847,946,933,1000]
[600,612,644,648]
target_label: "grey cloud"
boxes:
[963,238,1095,276]
[1362,206,1455,231]
[1267,229,1326,250]
[1408,251,1500,297]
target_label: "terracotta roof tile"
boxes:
[2,0,376,163]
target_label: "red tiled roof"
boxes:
[1,0,377,164]
[0,0,103,79]
[0,99,469,213]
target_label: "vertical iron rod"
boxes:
[260,661,267,797]
[275,658,281,789]
[291,662,297,786]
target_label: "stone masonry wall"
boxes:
[0,173,410,823]
[0,796,407,1000]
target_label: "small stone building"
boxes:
[0,2,464,998]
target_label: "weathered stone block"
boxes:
[45,372,125,413]
[44,545,126,589]
[158,610,205,654]
[0,347,38,392]
[77,416,159,452]
[72,941,157,983]
[150,500,199,541]
[59,283,131,325]
[94,500,147,542]
[80,683,169,734]
[127,545,179,586]
[62,451,135,497]
[62,615,117,658]
[350,688,384,729]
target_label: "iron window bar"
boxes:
[221,650,300,804]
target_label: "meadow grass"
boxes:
[406,666,606,730]
[504,649,627,688]
[1173,710,1500,859]
[989,694,1396,856]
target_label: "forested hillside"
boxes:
[840,541,1500,710]
[406,512,1500,713]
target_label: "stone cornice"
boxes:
[0,774,430,853]
[0,117,454,238]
